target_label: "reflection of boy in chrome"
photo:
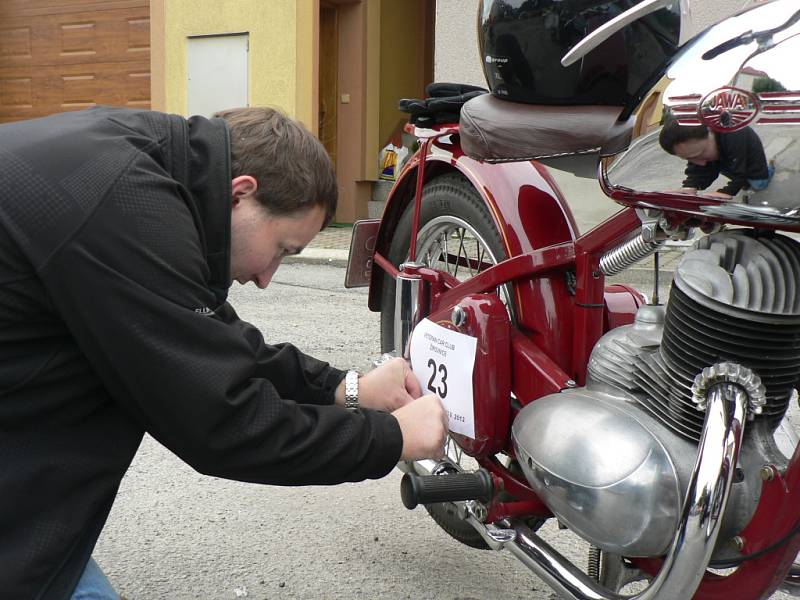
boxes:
[659,119,772,200]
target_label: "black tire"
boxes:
[380,173,510,352]
[379,173,510,550]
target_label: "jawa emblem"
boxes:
[699,87,760,131]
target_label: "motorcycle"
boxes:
[345,0,800,597]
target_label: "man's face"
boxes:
[229,178,325,289]
[673,133,718,166]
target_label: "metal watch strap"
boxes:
[344,370,359,410]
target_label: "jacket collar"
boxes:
[171,115,232,303]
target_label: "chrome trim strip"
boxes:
[561,0,681,67]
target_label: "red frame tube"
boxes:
[372,251,399,279]
[408,137,433,262]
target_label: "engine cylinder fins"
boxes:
[585,258,800,444]
[663,288,800,397]
[658,284,800,439]
[674,231,800,319]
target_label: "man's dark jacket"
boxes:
[682,127,770,196]
[0,107,403,599]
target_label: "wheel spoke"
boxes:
[465,230,476,278]
[432,232,442,272]
[454,228,466,279]
[411,215,513,321]
[443,230,451,274]
[444,435,464,465]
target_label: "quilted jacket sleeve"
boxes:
[37,154,403,486]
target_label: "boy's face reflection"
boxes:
[673,133,719,166]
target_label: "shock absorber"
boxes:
[599,220,665,276]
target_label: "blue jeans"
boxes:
[71,558,119,600]
[748,163,776,191]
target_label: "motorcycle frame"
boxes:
[368,124,800,598]
[370,127,644,382]
[371,124,644,391]
[372,126,645,515]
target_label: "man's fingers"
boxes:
[394,394,449,461]
[403,363,422,398]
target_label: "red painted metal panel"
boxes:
[426,293,512,459]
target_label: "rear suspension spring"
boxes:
[600,232,664,276]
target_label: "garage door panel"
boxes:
[0,8,150,68]
[0,26,34,61]
[0,60,150,123]
[0,0,149,122]
[1,1,146,18]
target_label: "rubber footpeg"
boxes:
[400,469,493,509]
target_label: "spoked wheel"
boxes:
[379,173,512,351]
[380,173,513,549]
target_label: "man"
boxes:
[0,106,448,599]
[658,119,772,199]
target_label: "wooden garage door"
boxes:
[0,0,150,124]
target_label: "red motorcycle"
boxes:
[346,1,800,597]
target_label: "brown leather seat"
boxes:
[459,92,625,162]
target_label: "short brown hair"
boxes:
[214,107,337,225]
[659,118,709,155]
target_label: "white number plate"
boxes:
[409,318,477,439]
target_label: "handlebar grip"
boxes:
[400,469,493,509]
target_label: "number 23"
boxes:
[427,358,448,398]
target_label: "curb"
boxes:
[285,248,349,268]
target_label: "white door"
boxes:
[187,33,248,117]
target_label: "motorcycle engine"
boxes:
[512,229,800,558]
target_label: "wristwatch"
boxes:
[344,370,359,410]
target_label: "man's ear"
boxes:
[231,175,258,206]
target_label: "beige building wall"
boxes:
[150,0,317,128]
[434,0,760,88]
[148,0,432,222]
[378,0,433,148]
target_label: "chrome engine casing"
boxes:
[512,370,765,557]
[512,230,800,558]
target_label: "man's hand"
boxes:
[335,357,422,412]
[392,394,449,461]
